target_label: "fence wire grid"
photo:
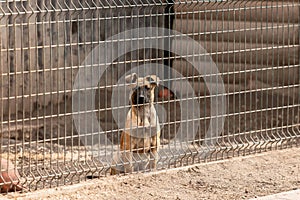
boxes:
[0,0,299,192]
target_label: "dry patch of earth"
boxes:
[5,147,300,200]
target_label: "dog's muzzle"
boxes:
[138,94,146,104]
[132,86,151,105]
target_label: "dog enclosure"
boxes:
[0,0,299,192]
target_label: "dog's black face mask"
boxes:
[125,73,159,107]
[131,85,152,106]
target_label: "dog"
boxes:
[111,73,161,174]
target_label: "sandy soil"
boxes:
[6,147,300,200]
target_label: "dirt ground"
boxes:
[5,147,300,200]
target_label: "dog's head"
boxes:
[125,73,160,106]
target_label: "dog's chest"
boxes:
[125,106,159,151]
[126,106,158,129]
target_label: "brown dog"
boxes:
[111,73,161,174]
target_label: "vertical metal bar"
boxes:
[0,1,4,191]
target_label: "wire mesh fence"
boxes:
[0,0,299,192]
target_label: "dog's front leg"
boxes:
[120,132,133,173]
[149,135,160,171]
[149,148,158,170]
[123,151,133,173]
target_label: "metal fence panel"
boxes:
[0,0,299,192]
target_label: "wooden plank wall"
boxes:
[173,0,299,95]
[0,0,298,121]
[0,1,166,116]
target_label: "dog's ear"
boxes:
[125,73,138,85]
[146,75,160,88]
